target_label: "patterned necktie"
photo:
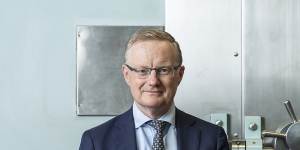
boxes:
[147,120,169,150]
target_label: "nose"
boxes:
[148,70,161,86]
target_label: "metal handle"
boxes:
[283,100,298,123]
[262,131,285,138]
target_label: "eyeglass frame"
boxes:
[124,64,181,79]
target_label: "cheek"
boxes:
[129,79,144,94]
[165,81,179,94]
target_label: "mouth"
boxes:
[143,90,163,95]
[144,91,162,93]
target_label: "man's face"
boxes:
[122,40,184,112]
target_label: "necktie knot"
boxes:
[147,120,169,132]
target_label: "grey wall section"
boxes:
[0,0,164,150]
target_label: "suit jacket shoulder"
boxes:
[79,108,137,150]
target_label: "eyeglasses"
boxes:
[124,64,181,79]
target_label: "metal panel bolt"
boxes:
[249,122,258,131]
[233,133,239,138]
[215,120,223,126]
[234,52,239,57]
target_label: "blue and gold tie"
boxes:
[148,120,169,150]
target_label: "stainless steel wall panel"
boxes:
[243,0,300,131]
[166,0,242,138]
[76,26,164,115]
[166,0,300,142]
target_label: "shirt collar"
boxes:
[133,102,176,128]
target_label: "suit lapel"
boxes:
[111,107,202,150]
[113,108,138,150]
[176,108,202,150]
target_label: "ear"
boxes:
[177,65,185,85]
[122,65,130,85]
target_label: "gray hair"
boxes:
[125,29,182,65]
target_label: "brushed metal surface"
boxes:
[166,0,242,138]
[76,26,164,115]
[243,0,300,132]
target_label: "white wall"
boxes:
[0,0,164,149]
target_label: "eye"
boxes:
[137,68,149,75]
[158,67,170,74]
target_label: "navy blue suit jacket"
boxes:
[79,107,229,150]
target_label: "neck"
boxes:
[135,103,172,119]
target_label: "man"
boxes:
[79,29,229,150]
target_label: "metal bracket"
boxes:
[246,139,263,150]
[210,113,229,134]
[244,116,263,150]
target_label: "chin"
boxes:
[141,97,169,109]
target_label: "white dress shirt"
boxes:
[132,102,178,150]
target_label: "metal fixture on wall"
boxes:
[262,100,300,150]
[76,25,164,116]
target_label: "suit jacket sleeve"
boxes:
[217,127,230,150]
[79,130,95,150]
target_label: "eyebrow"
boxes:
[139,65,173,69]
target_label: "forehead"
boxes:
[126,40,178,66]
